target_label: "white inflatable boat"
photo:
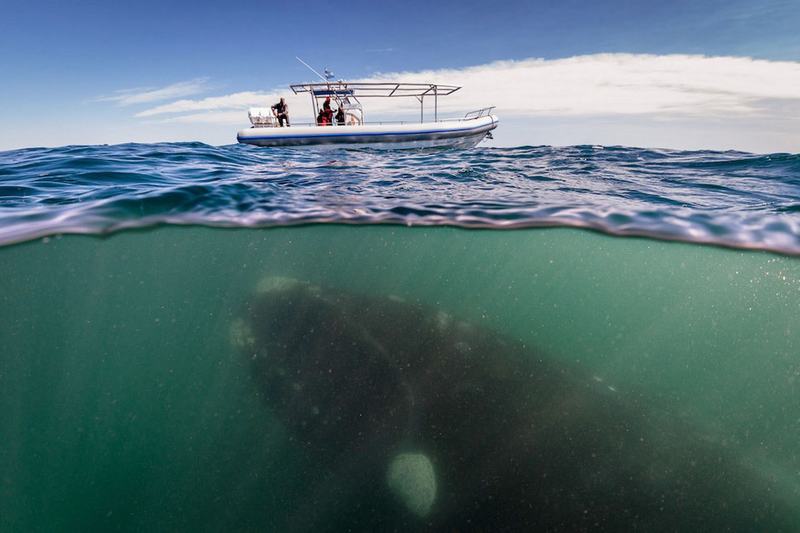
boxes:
[236,81,498,150]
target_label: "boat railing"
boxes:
[261,121,411,127]
[251,120,415,128]
[251,113,495,129]
[463,106,496,120]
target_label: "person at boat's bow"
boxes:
[271,98,290,127]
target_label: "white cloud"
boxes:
[96,78,210,106]
[154,110,247,124]
[135,54,800,129]
[135,90,279,118]
[362,54,800,118]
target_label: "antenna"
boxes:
[296,57,327,82]
[296,57,347,110]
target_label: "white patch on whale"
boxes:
[387,452,437,518]
[435,310,452,331]
[229,318,255,350]
[257,275,304,294]
[256,275,322,297]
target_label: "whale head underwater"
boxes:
[233,276,797,531]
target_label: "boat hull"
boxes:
[236,115,498,149]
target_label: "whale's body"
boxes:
[233,277,795,531]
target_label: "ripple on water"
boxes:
[0,142,799,253]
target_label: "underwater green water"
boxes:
[1,225,799,531]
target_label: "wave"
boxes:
[1,142,799,254]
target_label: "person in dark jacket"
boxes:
[271,98,290,127]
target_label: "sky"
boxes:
[1,0,799,152]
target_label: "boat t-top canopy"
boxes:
[289,82,460,98]
[289,82,462,122]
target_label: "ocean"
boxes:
[1,143,799,531]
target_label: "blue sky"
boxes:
[1,0,799,151]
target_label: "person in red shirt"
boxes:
[321,97,334,125]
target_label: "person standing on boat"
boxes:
[335,105,345,125]
[271,98,290,127]
[321,97,334,126]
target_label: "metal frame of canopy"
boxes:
[289,82,462,123]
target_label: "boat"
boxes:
[237,81,498,149]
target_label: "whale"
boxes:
[232,276,796,531]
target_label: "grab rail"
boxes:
[248,113,495,128]
[464,107,495,119]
